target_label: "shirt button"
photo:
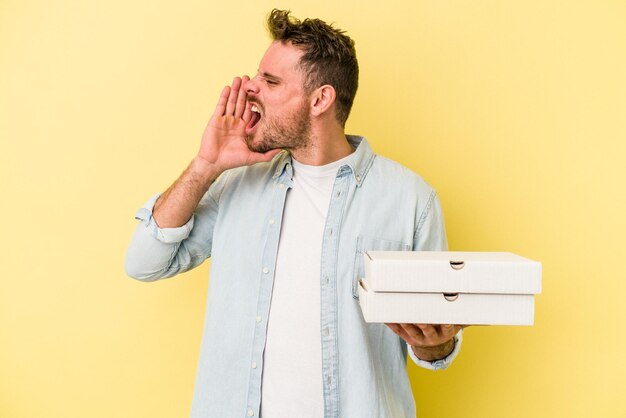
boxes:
[336,191,341,197]
[356,175,361,182]
[256,315,262,323]
[324,327,330,336]
[324,276,329,284]
[269,218,275,225]
[247,408,254,417]
[262,267,269,274]
[251,361,257,369]
[278,183,284,189]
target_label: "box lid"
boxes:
[363,251,542,295]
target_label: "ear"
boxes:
[309,85,337,117]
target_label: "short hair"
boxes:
[267,9,359,127]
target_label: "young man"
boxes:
[126,9,463,418]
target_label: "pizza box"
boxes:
[358,251,542,325]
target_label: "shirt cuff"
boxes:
[134,194,195,244]
[407,329,463,371]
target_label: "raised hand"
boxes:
[198,76,281,173]
[152,77,281,229]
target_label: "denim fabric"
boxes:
[125,136,462,418]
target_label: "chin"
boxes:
[245,135,270,153]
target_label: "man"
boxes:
[126,9,463,418]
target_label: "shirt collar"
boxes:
[272,135,375,187]
[343,135,375,187]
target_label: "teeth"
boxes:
[251,105,260,113]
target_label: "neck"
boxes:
[290,124,353,166]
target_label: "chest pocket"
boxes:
[352,235,412,300]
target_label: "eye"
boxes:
[266,79,278,86]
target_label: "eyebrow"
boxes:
[259,71,282,82]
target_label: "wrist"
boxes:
[411,337,455,362]
[191,156,224,189]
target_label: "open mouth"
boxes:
[246,103,262,134]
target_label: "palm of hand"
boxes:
[200,114,251,168]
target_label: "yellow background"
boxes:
[1,0,625,417]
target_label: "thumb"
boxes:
[249,148,283,164]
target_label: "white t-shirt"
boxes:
[260,155,351,418]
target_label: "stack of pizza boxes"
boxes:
[358,251,542,325]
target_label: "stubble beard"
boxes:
[246,103,311,154]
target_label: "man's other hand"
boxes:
[385,323,464,362]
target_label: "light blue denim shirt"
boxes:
[125,136,462,418]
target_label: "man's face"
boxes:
[244,41,312,153]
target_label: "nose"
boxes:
[244,75,260,96]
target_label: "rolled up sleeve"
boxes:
[408,329,463,371]
[124,192,213,282]
[133,194,195,244]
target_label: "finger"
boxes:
[456,324,468,333]
[263,148,283,159]
[247,148,282,164]
[213,86,231,117]
[386,323,414,344]
[415,324,437,340]
[242,100,252,125]
[385,323,403,336]
[234,75,249,119]
[399,323,423,344]
[437,324,456,339]
[242,76,253,124]
[225,77,242,116]
[448,324,467,333]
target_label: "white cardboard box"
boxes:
[358,251,542,325]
